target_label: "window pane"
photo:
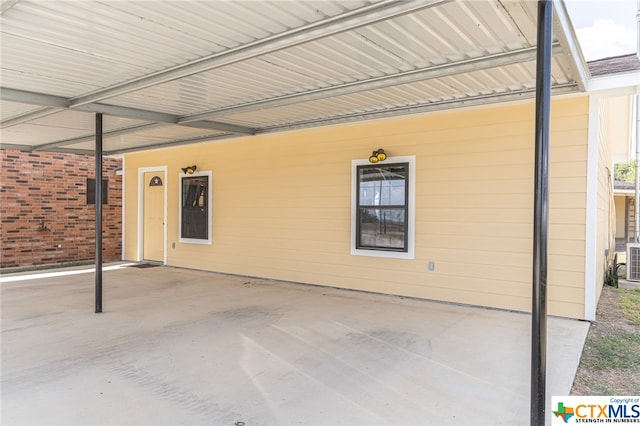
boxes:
[181,176,208,239]
[353,158,413,257]
[358,165,406,206]
[358,208,406,249]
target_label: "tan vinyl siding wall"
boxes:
[595,99,615,304]
[547,98,589,319]
[124,96,590,319]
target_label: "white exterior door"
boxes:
[143,172,165,262]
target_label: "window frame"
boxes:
[178,170,212,245]
[351,156,415,259]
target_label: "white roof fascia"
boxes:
[613,189,636,195]
[552,0,589,92]
[587,71,640,95]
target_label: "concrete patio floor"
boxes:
[1,263,589,425]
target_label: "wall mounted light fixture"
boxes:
[369,149,387,163]
[181,165,197,174]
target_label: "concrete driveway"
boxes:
[1,263,588,425]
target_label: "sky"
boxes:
[565,0,638,61]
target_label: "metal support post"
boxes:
[95,113,103,314]
[531,1,553,424]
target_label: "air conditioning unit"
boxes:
[627,243,640,281]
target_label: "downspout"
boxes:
[636,96,640,242]
[635,0,640,242]
[635,93,639,243]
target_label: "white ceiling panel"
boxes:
[211,60,550,129]
[1,121,93,146]
[29,110,146,132]
[61,124,229,154]
[40,123,230,154]
[0,100,44,121]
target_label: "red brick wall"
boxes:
[0,150,122,268]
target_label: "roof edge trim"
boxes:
[552,0,589,91]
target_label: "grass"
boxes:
[583,333,640,370]
[571,285,640,396]
[619,289,640,326]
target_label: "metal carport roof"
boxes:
[0,1,609,422]
[1,0,589,155]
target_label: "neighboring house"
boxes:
[601,54,640,260]
[1,2,639,321]
[0,150,122,268]
[614,180,635,253]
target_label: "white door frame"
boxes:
[138,166,168,264]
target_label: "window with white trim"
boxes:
[179,171,212,244]
[351,156,415,259]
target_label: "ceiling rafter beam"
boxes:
[255,83,579,136]
[68,0,451,107]
[180,120,255,135]
[179,44,563,123]
[0,145,96,155]
[1,0,21,15]
[0,143,33,151]
[0,87,69,108]
[31,120,245,152]
[105,133,237,156]
[104,83,578,155]
[0,88,67,127]
[0,87,255,134]
[74,103,178,123]
[37,147,96,155]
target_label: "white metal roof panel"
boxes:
[112,0,546,118]
[0,100,42,120]
[0,109,151,147]
[60,125,230,153]
[1,0,377,98]
[205,59,561,129]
